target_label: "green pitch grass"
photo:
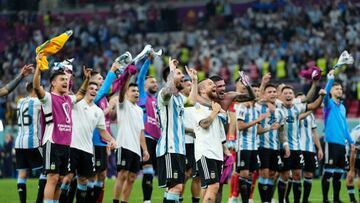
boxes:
[0,178,352,202]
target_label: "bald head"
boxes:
[198,79,217,99]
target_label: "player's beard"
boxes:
[176,83,184,91]
[148,88,157,95]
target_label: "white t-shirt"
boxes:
[184,107,196,144]
[116,98,144,156]
[71,99,106,154]
[193,103,226,161]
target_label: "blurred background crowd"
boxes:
[0,0,359,177]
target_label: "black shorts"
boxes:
[197,156,223,189]
[157,153,186,189]
[15,148,43,170]
[69,148,95,177]
[258,147,281,171]
[43,141,70,176]
[355,159,360,170]
[236,150,259,172]
[324,142,346,170]
[302,151,318,173]
[94,146,107,172]
[142,137,158,172]
[185,144,198,177]
[117,147,141,173]
[280,150,303,171]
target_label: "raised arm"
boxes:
[259,73,271,96]
[161,57,178,102]
[137,59,151,106]
[33,54,46,99]
[0,64,33,97]
[94,62,120,104]
[75,66,91,102]
[306,89,326,111]
[185,67,198,106]
[118,71,132,103]
[301,80,319,103]
[199,102,221,129]
[323,70,334,107]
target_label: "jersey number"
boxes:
[17,107,32,126]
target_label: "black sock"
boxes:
[347,185,356,202]
[93,185,102,202]
[267,180,274,202]
[322,171,332,202]
[113,200,120,203]
[17,183,26,203]
[258,178,267,202]
[192,197,200,203]
[165,200,176,203]
[86,185,95,203]
[163,192,167,203]
[120,201,127,203]
[302,177,312,203]
[293,180,302,203]
[76,184,87,203]
[36,176,46,203]
[278,178,287,203]
[246,178,252,201]
[239,177,249,203]
[142,173,153,201]
[59,183,69,203]
[68,177,78,203]
[285,178,292,203]
[179,196,183,202]
[333,172,342,202]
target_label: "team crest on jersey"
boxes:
[286,116,295,123]
[211,171,215,179]
[240,161,245,167]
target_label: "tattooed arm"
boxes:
[199,102,221,129]
[1,64,33,97]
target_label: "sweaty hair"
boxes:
[90,71,100,77]
[88,81,99,87]
[264,83,277,91]
[162,67,170,82]
[209,75,224,83]
[50,70,66,82]
[26,82,33,93]
[296,92,305,97]
[128,83,138,88]
[333,81,342,87]
[252,82,260,88]
[281,85,294,93]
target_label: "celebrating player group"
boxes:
[2,41,359,203]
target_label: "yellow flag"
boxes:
[36,30,73,70]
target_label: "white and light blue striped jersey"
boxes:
[300,113,317,152]
[236,103,260,151]
[15,97,42,149]
[257,103,285,150]
[281,103,307,151]
[156,90,187,157]
[351,125,360,159]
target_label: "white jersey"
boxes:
[15,97,42,149]
[71,99,106,154]
[184,107,196,144]
[352,125,360,151]
[257,103,285,150]
[116,98,144,157]
[193,103,226,161]
[156,89,187,157]
[281,103,307,151]
[236,103,260,151]
[300,113,317,152]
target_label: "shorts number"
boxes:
[17,107,32,126]
[300,154,304,164]
[277,155,283,165]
